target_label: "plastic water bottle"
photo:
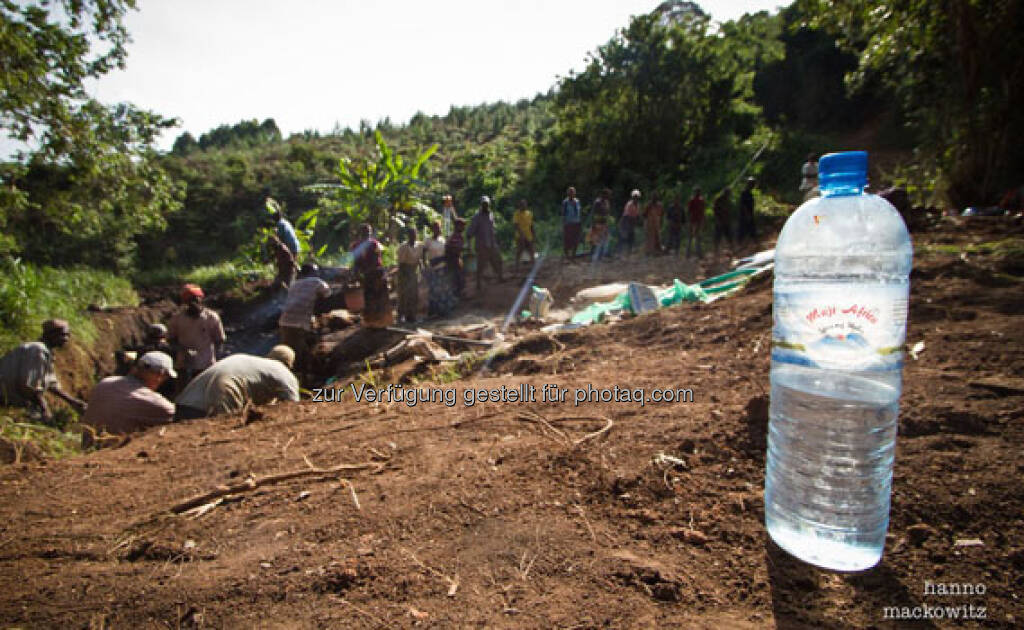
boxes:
[765,151,912,571]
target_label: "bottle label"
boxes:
[772,285,909,371]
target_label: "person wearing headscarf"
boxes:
[168,284,225,388]
[350,224,392,328]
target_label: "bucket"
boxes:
[528,286,553,319]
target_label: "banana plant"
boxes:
[303,131,439,243]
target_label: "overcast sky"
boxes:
[68,1,782,151]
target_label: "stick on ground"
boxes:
[514,412,614,447]
[401,548,459,596]
[169,461,384,514]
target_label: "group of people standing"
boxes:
[559,179,759,261]
[371,180,764,327]
[393,194,522,325]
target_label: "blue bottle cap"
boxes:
[818,151,868,196]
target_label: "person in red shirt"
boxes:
[686,186,706,259]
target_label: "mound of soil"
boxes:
[1,217,1021,627]
[52,301,178,401]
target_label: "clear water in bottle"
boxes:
[765,151,912,571]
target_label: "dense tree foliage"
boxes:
[538,2,785,204]
[0,0,183,269]
[153,98,554,266]
[172,118,282,154]
[800,0,1024,206]
[6,0,1022,274]
[304,130,439,242]
[754,12,867,130]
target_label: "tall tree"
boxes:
[541,1,770,197]
[801,0,1024,205]
[0,0,183,268]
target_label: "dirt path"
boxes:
[1,219,1022,628]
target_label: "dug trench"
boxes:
[1,299,184,464]
[0,217,1022,627]
[44,288,278,421]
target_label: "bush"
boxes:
[0,413,83,461]
[133,261,274,296]
[0,258,138,354]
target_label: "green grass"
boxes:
[916,237,1024,258]
[752,190,795,218]
[412,351,486,385]
[133,260,274,294]
[1,412,83,461]
[0,258,139,355]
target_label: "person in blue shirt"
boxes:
[269,202,300,256]
[561,186,582,261]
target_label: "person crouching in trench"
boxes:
[80,352,176,449]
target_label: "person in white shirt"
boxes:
[277,263,330,376]
[799,153,819,201]
[420,221,449,318]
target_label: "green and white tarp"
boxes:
[567,265,773,326]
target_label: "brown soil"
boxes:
[50,301,179,402]
[1,218,1022,628]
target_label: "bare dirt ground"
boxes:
[1,217,1022,629]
